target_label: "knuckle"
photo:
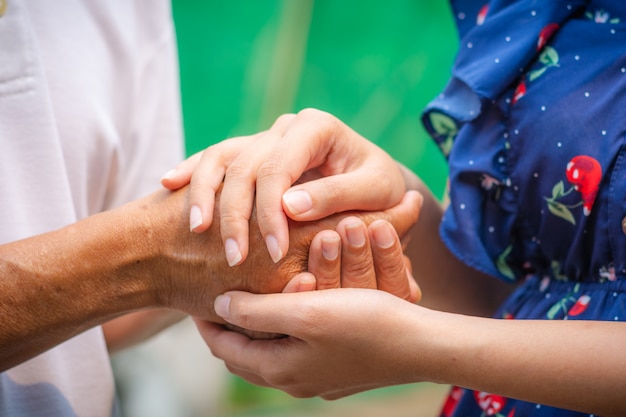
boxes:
[225,159,256,180]
[344,262,375,283]
[273,113,296,128]
[298,107,336,131]
[257,155,286,180]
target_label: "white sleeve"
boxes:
[105,1,185,209]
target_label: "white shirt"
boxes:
[0,1,184,415]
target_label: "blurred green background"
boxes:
[171,0,458,415]
[173,0,457,199]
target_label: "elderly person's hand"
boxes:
[147,186,422,323]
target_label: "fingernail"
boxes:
[371,221,395,249]
[225,238,242,267]
[297,275,316,292]
[265,235,283,263]
[214,295,231,319]
[161,168,176,182]
[321,236,340,260]
[282,190,313,215]
[345,220,366,247]
[190,205,203,232]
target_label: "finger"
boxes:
[307,230,341,290]
[220,119,294,265]
[224,363,272,389]
[402,255,422,303]
[380,190,423,239]
[213,291,311,336]
[160,151,203,190]
[335,217,376,289]
[194,318,274,376]
[255,109,371,263]
[368,220,411,300]
[408,272,422,303]
[282,272,317,293]
[282,164,402,221]
[188,137,258,234]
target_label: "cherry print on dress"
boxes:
[473,391,515,417]
[544,155,602,224]
[566,155,602,216]
[441,386,464,417]
[537,23,559,50]
[511,80,526,104]
[477,4,489,25]
[568,294,591,316]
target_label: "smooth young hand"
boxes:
[161,109,406,266]
[195,288,427,399]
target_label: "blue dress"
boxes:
[421,1,626,416]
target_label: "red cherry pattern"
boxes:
[537,23,559,50]
[565,155,602,216]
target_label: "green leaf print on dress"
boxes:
[546,283,580,320]
[428,111,457,157]
[496,244,516,280]
[529,46,559,81]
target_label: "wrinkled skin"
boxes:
[149,186,419,325]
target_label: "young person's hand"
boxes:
[195,288,428,398]
[161,109,406,266]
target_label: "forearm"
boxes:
[413,309,626,416]
[398,164,513,316]
[0,199,163,370]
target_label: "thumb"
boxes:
[214,291,301,335]
[282,168,405,221]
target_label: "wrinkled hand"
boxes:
[195,288,430,399]
[161,109,406,267]
[148,186,421,323]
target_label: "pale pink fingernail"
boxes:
[190,205,203,232]
[161,169,176,182]
[214,295,231,319]
[265,235,283,263]
[345,220,366,247]
[225,238,242,267]
[371,221,395,249]
[321,236,340,260]
[282,190,313,215]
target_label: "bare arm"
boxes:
[0,185,421,369]
[201,289,626,417]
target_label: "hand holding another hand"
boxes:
[162,108,406,267]
[148,186,422,323]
